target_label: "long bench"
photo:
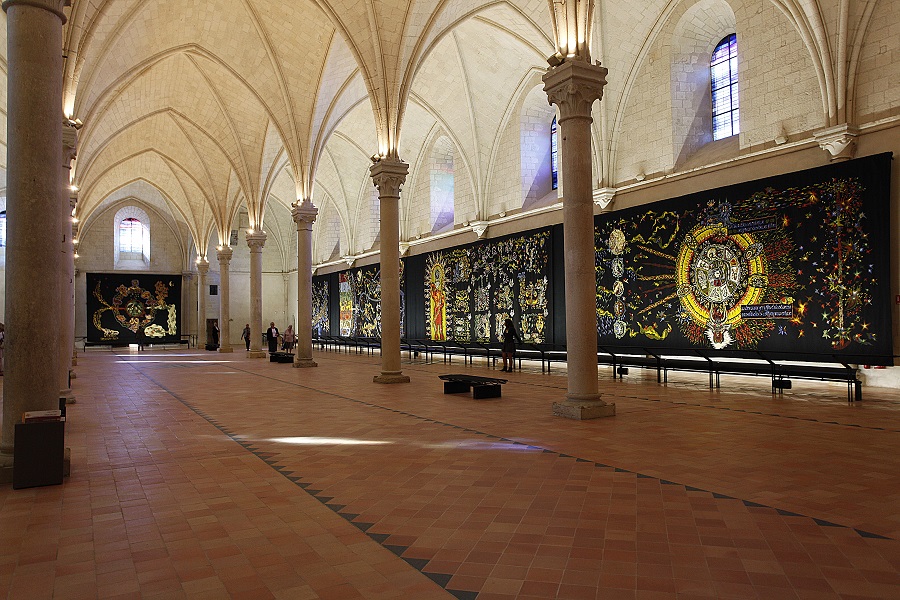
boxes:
[438,373,507,399]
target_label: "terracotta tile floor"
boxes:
[1,348,899,599]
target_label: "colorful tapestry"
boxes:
[311,279,329,336]
[595,153,892,359]
[86,273,182,343]
[424,230,550,342]
[337,264,405,338]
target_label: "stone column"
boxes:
[182,271,194,346]
[60,128,77,401]
[216,246,233,353]
[292,200,318,368]
[246,232,267,358]
[68,197,78,374]
[370,158,410,384]
[1,0,67,469]
[544,59,615,419]
[197,260,209,346]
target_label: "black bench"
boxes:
[439,374,508,399]
[269,351,294,363]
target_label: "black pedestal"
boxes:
[13,420,65,489]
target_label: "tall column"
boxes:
[197,260,209,347]
[181,271,194,346]
[370,158,409,384]
[544,59,615,419]
[216,246,234,353]
[1,0,67,468]
[68,197,78,373]
[246,232,267,357]
[292,200,318,368]
[60,128,77,400]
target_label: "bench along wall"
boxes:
[312,153,893,365]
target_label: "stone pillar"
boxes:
[1,0,67,469]
[216,246,233,353]
[68,197,78,373]
[292,200,318,368]
[182,271,194,346]
[246,232,267,358]
[60,129,77,401]
[370,158,410,384]
[197,260,209,346]
[544,59,615,419]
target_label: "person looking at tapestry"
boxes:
[266,322,279,353]
[501,317,522,372]
[241,323,251,351]
[282,325,295,353]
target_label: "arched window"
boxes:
[0,211,6,247]
[429,136,455,234]
[711,34,739,140]
[550,116,559,190]
[114,205,151,269]
[119,217,143,254]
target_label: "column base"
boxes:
[293,359,318,369]
[218,346,234,354]
[246,350,267,359]
[552,399,616,420]
[60,391,76,405]
[0,451,12,483]
[69,369,77,379]
[374,372,411,384]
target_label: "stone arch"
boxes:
[670,0,737,168]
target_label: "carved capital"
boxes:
[593,187,616,210]
[543,60,608,121]
[215,246,233,265]
[62,124,77,166]
[291,199,318,231]
[246,231,267,253]
[196,260,209,276]
[182,271,194,282]
[370,157,409,199]
[813,123,859,162]
[2,0,68,21]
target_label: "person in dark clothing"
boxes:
[500,317,522,372]
[266,322,279,353]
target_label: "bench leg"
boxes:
[472,384,501,399]
[444,381,470,394]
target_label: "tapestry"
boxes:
[311,278,329,337]
[337,264,406,337]
[595,153,892,361]
[86,273,182,344]
[424,230,551,342]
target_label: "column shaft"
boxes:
[1,0,67,461]
[197,261,209,347]
[544,60,615,418]
[246,233,267,357]
[370,159,409,384]
[60,132,76,399]
[217,247,233,353]
[292,201,317,368]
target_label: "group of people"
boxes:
[240,322,295,354]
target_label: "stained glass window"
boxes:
[711,34,739,140]
[551,116,558,190]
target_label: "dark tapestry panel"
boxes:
[86,273,182,344]
[311,277,329,337]
[424,230,551,343]
[595,153,893,361]
[337,264,406,338]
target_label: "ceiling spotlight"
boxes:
[370,154,381,164]
[547,54,563,68]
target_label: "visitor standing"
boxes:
[282,325,295,353]
[266,322,279,353]
[241,323,252,350]
[500,317,522,372]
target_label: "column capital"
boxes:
[370,157,409,199]
[292,199,318,231]
[182,271,194,282]
[196,260,210,275]
[543,60,608,121]
[2,0,68,22]
[246,231,267,252]
[216,246,233,264]
[813,123,859,162]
